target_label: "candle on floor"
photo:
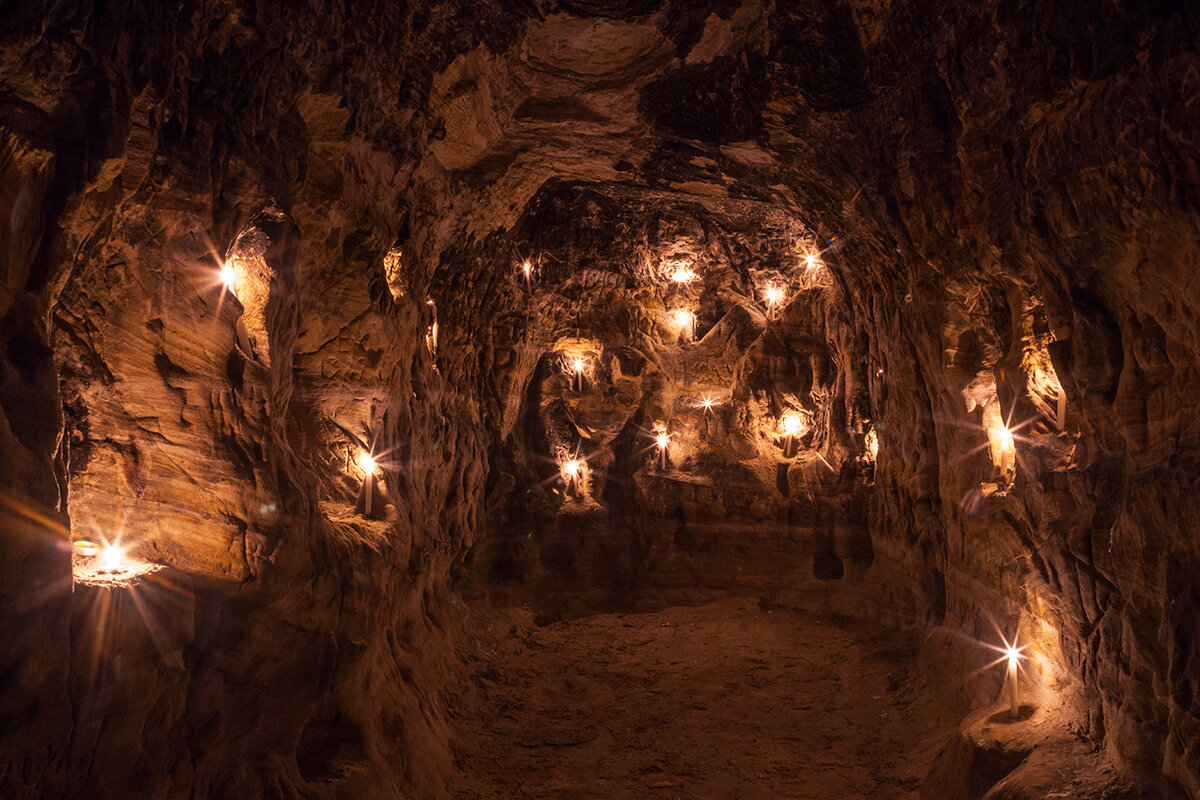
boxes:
[655,430,669,471]
[359,451,377,515]
[522,260,533,292]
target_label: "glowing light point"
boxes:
[764,285,785,309]
[569,357,587,392]
[523,261,532,276]
[100,544,124,572]
[220,260,236,291]
[780,412,806,458]
[1003,641,1025,718]
[670,265,697,284]
[672,308,696,339]
[359,450,378,516]
[701,396,714,412]
[781,413,804,437]
[654,428,669,471]
[563,460,580,479]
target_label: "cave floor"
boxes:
[447,598,942,799]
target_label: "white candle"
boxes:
[655,432,668,470]
[1006,647,1019,717]
[359,451,377,516]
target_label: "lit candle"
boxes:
[99,543,125,572]
[764,285,785,312]
[780,412,805,458]
[672,308,695,340]
[571,357,586,392]
[562,459,581,498]
[655,430,669,471]
[700,396,715,438]
[522,260,533,292]
[220,260,236,295]
[1005,645,1022,717]
[359,451,377,516]
[669,265,697,284]
[71,539,100,558]
[996,426,1016,481]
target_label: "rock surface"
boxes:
[0,0,1197,798]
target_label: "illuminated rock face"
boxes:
[0,1,1197,798]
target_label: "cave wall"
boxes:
[1,0,1198,798]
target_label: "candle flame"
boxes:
[655,432,669,449]
[997,426,1015,452]
[562,460,580,478]
[220,261,236,290]
[522,261,531,276]
[669,265,697,284]
[572,357,586,374]
[672,308,695,329]
[764,285,785,307]
[701,396,714,410]
[100,543,124,571]
[781,412,806,437]
[358,451,377,473]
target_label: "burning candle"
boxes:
[562,459,582,498]
[71,539,101,558]
[669,265,697,284]
[1006,646,1021,717]
[672,308,695,340]
[521,260,533,292]
[780,412,805,458]
[995,426,1016,481]
[99,543,125,572]
[571,357,586,392]
[220,260,236,295]
[655,430,669,471]
[698,396,716,439]
[764,285,785,311]
[359,451,377,515]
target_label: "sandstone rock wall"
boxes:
[0,0,1197,797]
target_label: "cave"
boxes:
[1,1,1198,798]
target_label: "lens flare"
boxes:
[358,451,377,473]
[100,544,124,571]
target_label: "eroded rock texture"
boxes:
[0,0,1197,798]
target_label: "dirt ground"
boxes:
[446,598,945,799]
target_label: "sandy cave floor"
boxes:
[446,598,947,799]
